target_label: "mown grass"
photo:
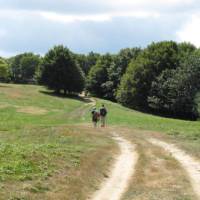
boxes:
[96,99,200,139]
[1,83,200,199]
[0,84,117,199]
[95,99,200,158]
[0,84,88,131]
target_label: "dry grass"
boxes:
[0,103,9,109]
[17,106,48,115]
[112,127,197,200]
[0,126,118,200]
[0,84,23,99]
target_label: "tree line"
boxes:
[1,41,200,120]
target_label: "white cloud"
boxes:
[0,0,198,55]
[176,13,200,47]
[40,11,160,23]
[40,12,111,23]
[0,9,160,24]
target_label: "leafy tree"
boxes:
[104,48,141,100]
[9,55,23,83]
[0,58,9,82]
[148,54,200,119]
[87,52,100,72]
[41,45,85,94]
[20,55,41,83]
[86,48,141,100]
[177,42,196,64]
[9,53,40,83]
[117,41,179,109]
[86,54,113,98]
[115,48,141,76]
[75,52,100,75]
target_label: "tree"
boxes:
[86,48,141,101]
[86,52,100,74]
[148,54,200,119]
[75,52,100,75]
[117,41,179,109]
[0,58,9,82]
[9,53,40,83]
[86,54,113,98]
[41,45,85,94]
[103,48,141,101]
[178,42,196,61]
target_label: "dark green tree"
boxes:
[75,52,100,75]
[117,41,179,109]
[9,53,40,83]
[148,54,200,119]
[178,42,196,60]
[0,58,9,82]
[41,45,85,94]
[86,54,113,98]
[106,48,141,100]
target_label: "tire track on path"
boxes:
[149,138,200,200]
[90,132,138,200]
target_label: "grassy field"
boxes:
[95,99,200,158]
[0,83,200,199]
[0,84,117,200]
[96,99,200,138]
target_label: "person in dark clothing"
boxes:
[91,108,100,127]
[99,104,107,127]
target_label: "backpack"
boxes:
[100,108,107,116]
[92,111,100,121]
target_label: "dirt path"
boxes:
[149,138,200,200]
[90,132,138,200]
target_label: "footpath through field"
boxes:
[83,97,200,199]
[149,138,200,200]
[90,132,138,200]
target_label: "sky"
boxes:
[0,0,200,57]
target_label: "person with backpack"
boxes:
[91,108,100,127]
[100,104,107,127]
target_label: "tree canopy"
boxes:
[9,53,40,83]
[117,41,179,109]
[1,41,200,120]
[41,45,85,94]
[0,58,9,82]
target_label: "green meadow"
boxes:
[0,83,200,199]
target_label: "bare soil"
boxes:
[90,132,138,200]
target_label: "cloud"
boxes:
[0,0,199,56]
[0,0,197,14]
[0,10,180,57]
[40,12,112,23]
[40,10,160,24]
[176,13,200,47]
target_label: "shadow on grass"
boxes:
[39,90,92,103]
[0,84,12,88]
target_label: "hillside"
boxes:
[0,83,117,200]
[0,83,200,199]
